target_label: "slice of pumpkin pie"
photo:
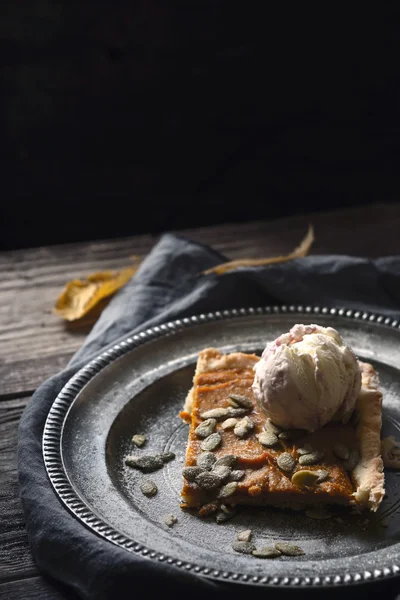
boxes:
[179,325,385,514]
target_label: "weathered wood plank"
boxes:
[0,355,73,398]
[0,203,399,396]
[0,397,40,581]
[0,576,79,600]
[191,203,400,258]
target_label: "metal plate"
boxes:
[43,306,400,589]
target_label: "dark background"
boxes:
[1,3,399,251]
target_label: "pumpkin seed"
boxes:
[234,416,254,439]
[201,432,222,452]
[342,448,360,471]
[164,514,178,527]
[215,505,236,523]
[217,482,238,498]
[257,430,279,447]
[200,408,229,420]
[140,480,158,497]
[195,418,217,439]
[298,450,324,466]
[215,511,232,523]
[196,471,222,490]
[316,469,329,483]
[252,547,281,559]
[226,407,249,418]
[305,507,332,520]
[214,454,238,468]
[131,434,146,447]
[275,542,305,556]
[278,429,306,441]
[228,394,253,409]
[277,452,296,472]
[291,470,320,487]
[182,466,203,482]
[160,452,175,463]
[197,452,217,470]
[237,529,252,542]
[125,455,164,472]
[227,397,239,408]
[333,443,349,460]
[215,504,236,523]
[221,418,239,430]
[212,465,231,481]
[264,418,282,435]
[229,469,245,481]
[232,541,256,555]
[297,443,313,456]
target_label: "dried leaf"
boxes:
[53,260,140,321]
[202,224,314,275]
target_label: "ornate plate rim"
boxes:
[42,305,400,589]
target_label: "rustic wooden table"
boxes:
[1,202,400,599]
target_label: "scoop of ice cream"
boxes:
[252,324,361,432]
